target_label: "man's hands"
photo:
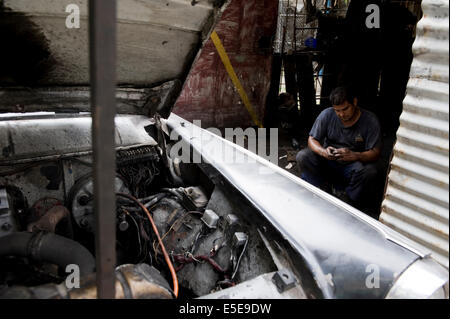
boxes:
[323,146,339,160]
[332,148,360,162]
[323,147,359,162]
[308,136,381,164]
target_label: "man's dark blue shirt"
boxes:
[309,107,382,152]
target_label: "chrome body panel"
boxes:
[386,257,449,299]
[166,113,448,298]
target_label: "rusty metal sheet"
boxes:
[174,0,279,128]
[380,0,449,269]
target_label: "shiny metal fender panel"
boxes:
[166,114,448,298]
[386,257,449,299]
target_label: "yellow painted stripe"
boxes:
[210,31,263,128]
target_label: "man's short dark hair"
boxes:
[329,87,355,106]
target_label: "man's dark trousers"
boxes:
[296,148,377,206]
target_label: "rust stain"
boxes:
[0,4,56,86]
[174,0,279,128]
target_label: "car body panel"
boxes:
[166,113,443,298]
[0,114,157,164]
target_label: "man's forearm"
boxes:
[308,136,327,157]
[353,149,380,163]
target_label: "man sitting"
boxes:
[296,87,381,210]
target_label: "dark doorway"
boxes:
[267,0,422,218]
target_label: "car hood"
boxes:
[0,0,228,118]
[165,113,439,298]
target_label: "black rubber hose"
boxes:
[0,231,95,276]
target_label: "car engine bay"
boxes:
[0,115,312,299]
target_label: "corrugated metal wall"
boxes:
[380,0,449,269]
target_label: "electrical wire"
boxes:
[138,194,158,203]
[155,210,202,255]
[174,253,227,273]
[231,237,249,280]
[116,192,179,298]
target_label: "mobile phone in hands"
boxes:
[327,147,338,158]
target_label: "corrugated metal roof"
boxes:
[380,0,449,269]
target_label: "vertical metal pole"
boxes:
[89,0,117,299]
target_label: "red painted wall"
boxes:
[173,0,279,128]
